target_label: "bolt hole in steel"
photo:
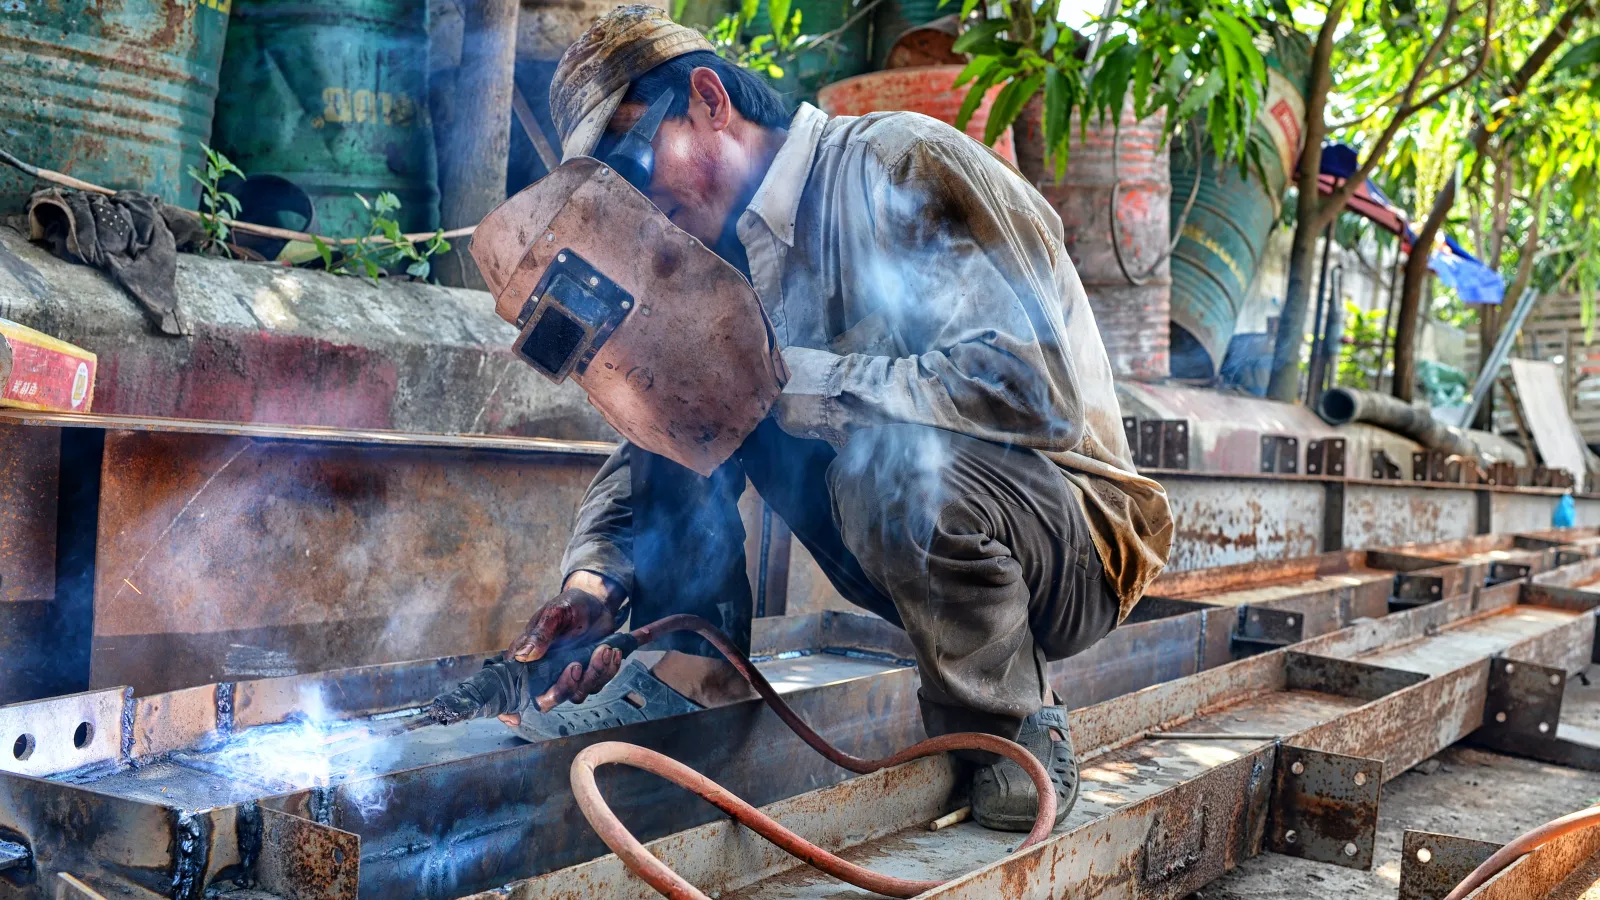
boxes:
[1291,761,1305,775]
[334,847,346,865]
[1552,674,1564,685]
[1285,829,1298,844]
[72,722,93,749]
[1540,722,1550,733]
[1506,663,1516,673]
[1418,847,1433,864]
[1287,617,1296,627]
[1353,771,1368,786]
[1344,842,1359,858]
[1496,711,1508,723]
[11,734,33,761]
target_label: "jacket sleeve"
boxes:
[772,135,1086,453]
[559,443,635,595]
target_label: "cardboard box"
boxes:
[0,318,96,413]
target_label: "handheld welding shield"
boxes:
[471,156,787,477]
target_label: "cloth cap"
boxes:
[549,5,714,161]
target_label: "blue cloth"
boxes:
[1555,494,1576,528]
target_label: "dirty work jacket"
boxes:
[562,102,1174,620]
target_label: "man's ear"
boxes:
[688,67,733,131]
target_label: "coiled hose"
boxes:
[568,614,1057,900]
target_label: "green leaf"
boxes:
[954,65,1004,132]
[355,193,372,210]
[312,236,334,269]
[953,20,1010,55]
[768,0,790,39]
[1174,71,1221,125]
[407,260,430,278]
[379,218,403,243]
[959,0,983,17]
[1040,21,1058,55]
[1042,66,1070,174]
[375,192,401,215]
[363,258,380,284]
[986,72,1044,146]
[953,55,997,88]
[1555,35,1600,73]
[740,0,759,25]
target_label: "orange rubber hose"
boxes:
[569,615,1058,899]
[1442,804,1600,900]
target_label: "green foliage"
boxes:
[185,143,244,254]
[1336,301,1393,390]
[950,0,1271,178]
[677,0,849,84]
[314,192,450,285]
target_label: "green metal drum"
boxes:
[1168,30,1312,379]
[0,0,230,212]
[211,0,437,236]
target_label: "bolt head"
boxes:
[1539,722,1550,733]
[589,276,600,287]
[1291,761,1305,775]
[1284,829,1298,844]
[1552,674,1563,686]
[1287,617,1297,627]
[1344,842,1359,858]
[1353,771,1368,786]
[1495,711,1508,723]
[557,253,567,263]
[1417,847,1433,864]
[1506,663,1516,673]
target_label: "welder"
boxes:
[469,4,1173,832]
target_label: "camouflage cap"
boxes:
[549,5,714,162]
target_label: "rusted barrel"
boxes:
[212,0,438,236]
[1014,99,1170,380]
[816,66,1017,163]
[0,0,230,212]
[1168,30,1312,379]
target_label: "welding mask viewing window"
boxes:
[470,145,787,477]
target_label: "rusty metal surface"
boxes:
[1465,818,1600,900]
[0,409,616,457]
[1162,476,1323,570]
[1401,831,1502,900]
[90,429,602,695]
[256,808,360,900]
[0,423,58,604]
[1266,746,1381,869]
[1345,484,1479,550]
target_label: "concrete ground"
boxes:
[1192,668,1600,899]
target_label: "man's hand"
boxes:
[500,573,626,727]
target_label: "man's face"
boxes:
[606,67,754,247]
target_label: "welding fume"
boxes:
[407,3,1174,888]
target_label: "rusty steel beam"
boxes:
[461,573,1600,900]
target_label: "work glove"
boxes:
[500,583,626,726]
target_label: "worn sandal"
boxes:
[969,704,1078,832]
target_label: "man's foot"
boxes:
[969,705,1078,832]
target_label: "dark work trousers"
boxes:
[627,418,1121,741]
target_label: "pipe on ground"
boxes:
[1318,387,1483,462]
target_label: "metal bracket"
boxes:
[1412,450,1463,484]
[1267,745,1383,869]
[1399,831,1502,900]
[1232,606,1304,656]
[1558,549,1589,567]
[1371,449,1403,480]
[1391,573,1445,610]
[1133,419,1190,469]
[257,808,360,900]
[1260,435,1299,474]
[1486,561,1533,585]
[1486,460,1519,486]
[1305,438,1347,477]
[1475,656,1566,747]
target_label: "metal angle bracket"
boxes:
[256,807,361,900]
[1132,419,1190,469]
[1305,438,1347,477]
[1392,573,1446,610]
[1232,606,1305,656]
[1486,561,1534,586]
[1371,449,1403,480]
[1267,745,1383,870]
[1467,656,1600,770]
[1398,830,1502,900]
[1260,434,1299,474]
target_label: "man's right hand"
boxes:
[501,573,625,726]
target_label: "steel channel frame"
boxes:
[490,575,1600,900]
[3,537,1599,898]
